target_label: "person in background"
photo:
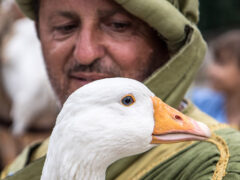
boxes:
[192,30,240,128]
[208,30,240,127]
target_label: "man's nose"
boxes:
[73,28,105,65]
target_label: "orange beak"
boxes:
[151,96,211,144]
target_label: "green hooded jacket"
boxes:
[2,0,240,179]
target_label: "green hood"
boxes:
[15,0,206,108]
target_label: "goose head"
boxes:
[42,78,210,180]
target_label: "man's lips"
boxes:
[69,72,113,82]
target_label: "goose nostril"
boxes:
[174,115,184,125]
[175,115,183,121]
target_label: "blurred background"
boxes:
[0,0,59,170]
[188,0,240,129]
[0,0,240,171]
[199,0,240,36]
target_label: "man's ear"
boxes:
[34,21,40,39]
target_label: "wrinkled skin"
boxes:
[38,0,169,104]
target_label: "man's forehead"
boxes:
[40,0,126,16]
[39,0,139,24]
[49,8,127,20]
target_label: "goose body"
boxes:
[41,78,210,180]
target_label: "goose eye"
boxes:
[121,95,135,106]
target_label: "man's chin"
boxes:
[56,82,84,105]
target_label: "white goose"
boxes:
[41,78,211,180]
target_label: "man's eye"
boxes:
[54,24,77,34]
[53,24,78,40]
[109,22,131,32]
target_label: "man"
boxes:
[1,0,240,179]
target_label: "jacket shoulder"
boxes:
[1,138,48,179]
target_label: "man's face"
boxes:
[38,0,168,104]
